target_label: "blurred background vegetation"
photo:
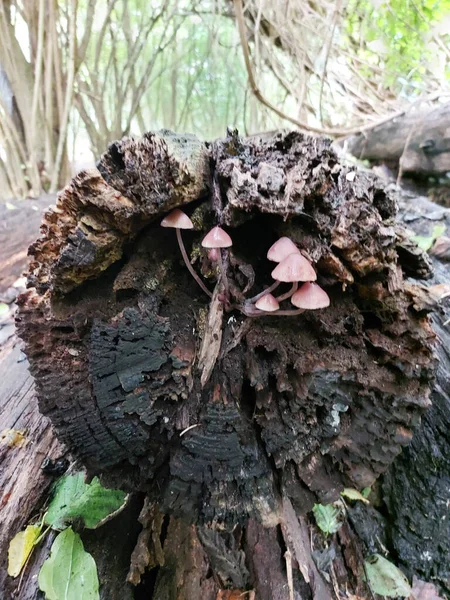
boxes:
[0,0,449,200]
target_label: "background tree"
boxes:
[0,0,449,200]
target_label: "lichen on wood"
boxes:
[17,129,436,531]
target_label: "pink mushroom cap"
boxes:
[271,253,317,282]
[161,208,193,229]
[267,237,300,262]
[201,226,232,248]
[255,293,280,312]
[291,282,330,309]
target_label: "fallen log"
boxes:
[12,129,444,597]
[382,193,450,586]
[0,194,55,297]
[343,101,450,175]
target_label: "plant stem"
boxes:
[176,228,212,298]
[276,282,298,302]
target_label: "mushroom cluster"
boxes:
[161,210,330,317]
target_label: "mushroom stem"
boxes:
[276,282,298,302]
[247,280,281,303]
[246,308,305,318]
[176,228,212,298]
[216,249,229,297]
[229,303,305,318]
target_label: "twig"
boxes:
[179,424,199,437]
[285,549,295,600]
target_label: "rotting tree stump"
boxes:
[15,130,439,598]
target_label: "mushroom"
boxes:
[269,252,317,302]
[246,238,301,300]
[267,237,300,263]
[201,226,232,296]
[255,293,280,312]
[291,282,330,309]
[161,208,211,297]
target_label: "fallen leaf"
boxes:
[361,487,371,498]
[341,488,370,504]
[312,503,343,535]
[8,524,42,577]
[45,472,127,530]
[364,554,411,597]
[39,527,99,600]
[412,224,446,252]
[0,428,27,448]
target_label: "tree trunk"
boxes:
[5,130,449,598]
[343,102,450,175]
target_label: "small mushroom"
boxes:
[270,252,317,301]
[201,226,232,296]
[291,282,330,309]
[201,226,232,249]
[255,293,280,312]
[161,209,211,297]
[248,250,316,304]
[267,237,300,263]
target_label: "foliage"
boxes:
[8,524,42,578]
[341,488,370,504]
[312,503,343,535]
[412,223,446,251]
[7,472,126,586]
[364,553,412,597]
[345,0,450,92]
[45,473,127,530]
[38,527,99,600]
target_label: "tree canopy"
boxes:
[0,0,449,200]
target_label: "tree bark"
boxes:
[343,102,450,175]
[6,130,449,598]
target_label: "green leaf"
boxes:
[341,488,370,504]
[412,224,447,252]
[312,503,343,535]
[45,473,127,530]
[361,487,371,499]
[8,524,42,577]
[38,528,99,600]
[0,303,9,317]
[364,554,411,597]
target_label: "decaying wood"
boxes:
[382,194,450,586]
[11,129,449,598]
[0,194,55,296]
[0,336,65,597]
[343,101,450,175]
